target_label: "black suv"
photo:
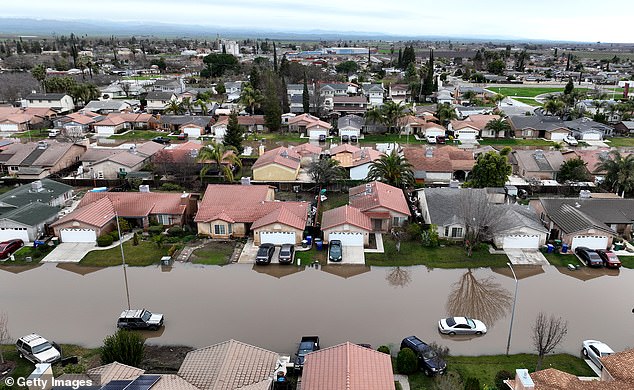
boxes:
[117,309,164,330]
[151,136,171,145]
[575,246,603,267]
[256,243,275,265]
[328,240,342,262]
[400,336,447,376]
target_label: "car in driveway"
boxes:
[438,317,487,336]
[400,336,447,376]
[328,240,342,262]
[582,340,614,370]
[117,309,164,330]
[16,333,62,364]
[151,136,171,145]
[563,135,578,146]
[596,249,621,268]
[0,239,24,259]
[256,243,275,265]
[294,336,319,371]
[278,244,295,264]
[575,246,603,267]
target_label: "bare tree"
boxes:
[532,312,568,371]
[459,189,503,256]
[446,270,512,327]
[0,312,10,364]
[386,267,411,287]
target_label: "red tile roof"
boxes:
[288,113,320,126]
[51,197,115,228]
[450,114,501,131]
[404,145,475,173]
[251,202,308,230]
[322,205,371,230]
[349,181,410,216]
[301,342,394,390]
[214,115,266,126]
[330,144,360,155]
[252,147,301,170]
[291,143,322,157]
[154,142,204,163]
[350,147,382,167]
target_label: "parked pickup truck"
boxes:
[294,336,319,371]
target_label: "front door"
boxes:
[372,219,383,231]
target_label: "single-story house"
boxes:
[0,140,87,179]
[337,114,364,139]
[564,117,614,141]
[194,184,308,245]
[25,93,75,114]
[302,342,394,390]
[80,141,164,179]
[158,115,213,137]
[290,143,322,167]
[93,113,157,137]
[398,115,427,135]
[83,99,137,114]
[330,144,382,180]
[252,146,301,181]
[492,204,549,249]
[288,113,322,133]
[349,181,410,232]
[51,191,194,242]
[404,145,475,183]
[613,120,634,135]
[306,120,333,140]
[510,149,566,181]
[449,114,502,138]
[508,111,570,140]
[418,187,483,241]
[0,107,55,132]
[54,110,103,135]
[211,115,267,140]
[322,205,372,246]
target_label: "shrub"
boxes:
[167,244,178,257]
[97,234,114,247]
[117,217,130,232]
[167,226,184,237]
[396,348,418,375]
[464,377,481,390]
[100,329,145,367]
[160,183,183,192]
[377,345,391,355]
[405,222,422,241]
[148,225,164,235]
[132,232,139,246]
[109,230,120,241]
[495,370,514,390]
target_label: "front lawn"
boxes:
[295,247,327,265]
[478,138,554,146]
[488,87,589,98]
[190,241,235,265]
[0,344,100,381]
[606,137,634,147]
[80,240,167,267]
[619,256,634,269]
[361,134,425,144]
[513,97,543,106]
[15,129,48,140]
[543,252,583,267]
[408,353,595,389]
[2,245,52,264]
[365,238,507,268]
[110,130,168,140]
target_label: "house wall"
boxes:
[561,229,614,249]
[52,220,114,239]
[492,228,548,248]
[181,124,204,138]
[27,96,74,113]
[95,124,125,136]
[514,128,536,138]
[363,206,408,231]
[323,224,370,245]
[90,160,144,179]
[350,164,371,180]
[0,122,22,132]
[50,144,85,175]
[438,223,466,240]
[197,221,247,238]
[253,164,299,181]
[332,152,355,168]
[254,223,303,245]
[426,172,454,181]
[0,219,47,242]
[308,128,328,140]
[546,129,569,141]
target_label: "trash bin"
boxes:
[614,243,624,251]
[302,240,308,248]
[315,238,323,251]
[561,243,568,253]
[306,236,312,245]
[547,244,554,253]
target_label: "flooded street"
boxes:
[1,262,633,357]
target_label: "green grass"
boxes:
[15,129,48,139]
[606,137,634,147]
[544,252,583,267]
[361,134,425,144]
[6,246,49,264]
[478,138,554,146]
[295,247,327,265]
[488,87,589,98]
[365,238,507,268]
[110,130,169,140]
[620,257,634,269]
[80,240,167,267]
[190,242,235,265]
[245,132,302,143]
[514,97,543,107]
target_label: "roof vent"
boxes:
[281,150,288,158]
[533,149,544,159]
[31,180,44,192]
[37,141,48,150]
[425,147,433,158]
[365,183,372,195]
[579,190,591,199]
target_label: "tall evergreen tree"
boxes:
[223,111,244,153]
[397,48,402,68]
[273,42,278,73]
[302,74,310,113]
[564,77,574,95]
[263,75,282,132]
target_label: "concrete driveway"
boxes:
[505,248,549,265]
[329,245,365,264]
[237,240,294,264]
[41,243,97,263]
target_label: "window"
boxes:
[9,166,18,171]
[393,217,403,226]
[451,227,463,238]
[214,224,226,235]
[522,129,532,137]
[228,224,232,234]
[444,227,449,237]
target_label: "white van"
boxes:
[48,129,60,138]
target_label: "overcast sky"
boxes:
[4,0,633,42]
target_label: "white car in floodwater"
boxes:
[438,317,487,335]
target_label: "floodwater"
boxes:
[1,262,633,357]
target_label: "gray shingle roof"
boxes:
[337,114,365,129]
[0,179,72,208]
[26,93,68,100]
[422,188,487,226]
[494,204,548,234]
[540,198,617,235]
[159,115,213,127]
[542,198,634,225]
[146,91,176,100]
[508,114,567,132]
[0,201,59,226]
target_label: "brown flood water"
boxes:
[1,262,633,357]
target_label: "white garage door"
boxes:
[571,235,608,250]
[259,231,296,245]
[60,228,97,243]
[503,234,540,249]
[0,228,30,242]
[340,129,359,137]
[581,132,602,141]
[457,130,478,140]
[328,232,364,246]
[550,133,567,141]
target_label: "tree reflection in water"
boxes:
[386,267,412,287]
[446,270,512,327]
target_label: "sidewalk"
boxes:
[364,233,385,253]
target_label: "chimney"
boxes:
[425,147,433,158]
[27,364,53,390]
[241,177,251,185]
[180,192,190,205]
[512,369,534,390]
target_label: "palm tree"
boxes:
[381,101,409,134]
[484,118,511,138]
[181,97,194,115]
[197,143,242,182]
[239,83,262,114]
[367,149,415,189]
[436,103,457,126]
[194,99,209,115]
[490,93,506,108]
[165,100,185,115]
[364,107,384,133]
[597,150,634,197]
[308,158,346,188]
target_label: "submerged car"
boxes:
[151,136,171,145]
[438,317,487,335]
[256,243,275,265]
[117,309,164,330]
[582,340,614,370]
[328,240,342,262]
[16,333,62,364]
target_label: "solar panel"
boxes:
[100,380,133,390]
[124,375,161,390]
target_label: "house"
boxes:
[211,115,266,140]
[510,149,566,181]
[252,146,301,181]
[349,181,410,231]
[0,140,86,179]
[54,110,103,135]
[389,84,410,103]
[330,144,382,180]
[0,107,55,132]
[145,91,179,113]
[80,141,164,179]
[404,146,475,183]
[100,81,145,99]
[158,115,213,138]
[225,81,243,101]
[449,114,502,138]
[564,117,614,141]
[93,113,156,136]
[338,114,364,139]
[455,105,493,119]
[567,149,613,181]
[287,83,314,97]
[281,112,296,124]
[493,203,549,249]
[152,78,184,93]
[321,205,372,246]
[420,122,447,139]
[320,83,351,110]
[84,99,136,114]
[506,349,634,390]
[288,113,322,133]
[290,142,322,166]
[398,115,428,136]
[360,83,384,107]
[302,342,394,390]
[152,141,203,178]
[178,339,280,390]
[613,120,634,135]
[418,187,484,241]
[51,190,194,242]
[195,184,308,244]
[435,89,453,105]
[333,95,368,115]
[0,180,73,242]
[25,93,75,114]
[507,111,570,140]
[306,119,333,140]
